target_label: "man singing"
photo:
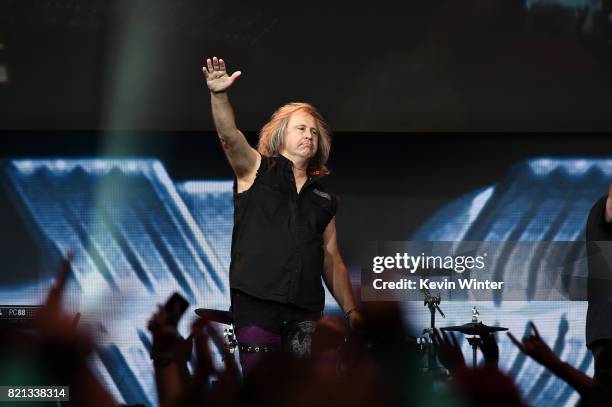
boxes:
[202,56,361,374]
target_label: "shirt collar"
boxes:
[274,154,327,182]
[275,154,294,172]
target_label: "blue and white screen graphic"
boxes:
[1,157,610,406]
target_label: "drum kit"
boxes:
[194,288,508,372]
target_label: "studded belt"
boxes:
[238,342,280,354]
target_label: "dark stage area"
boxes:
[2,1,612,406]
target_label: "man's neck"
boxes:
[280,153,309,173]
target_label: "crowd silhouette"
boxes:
[0,255,611,406]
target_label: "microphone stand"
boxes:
[421,287,445,373]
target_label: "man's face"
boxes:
[280,110,319,162]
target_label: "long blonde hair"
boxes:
[258,102,331,175]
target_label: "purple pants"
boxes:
[235,325,281,376]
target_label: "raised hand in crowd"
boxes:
[508,321,595,395]
[148,307,241,407]
[32,254,115,407]
[507,322,560,369]
[478,333,500,367]
[199,318,241,406]
[147,305,193,407]
[186,318,240,407]
[35,254,92,354]
[432,328,466,374]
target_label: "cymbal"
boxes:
[194,308,234,325]
[441,322,508,336]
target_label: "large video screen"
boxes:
[0,132,609,406]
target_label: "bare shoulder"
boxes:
[236,151,261,194]
[323,217,337,241]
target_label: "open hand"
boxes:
[202,56,241,93]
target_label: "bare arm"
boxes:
[322,218,362,327]
[508,323,595,396]
[203,57,259,187]
[147,306,192,407]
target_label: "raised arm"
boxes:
[202,57,260,189]
[508,322,595,395]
